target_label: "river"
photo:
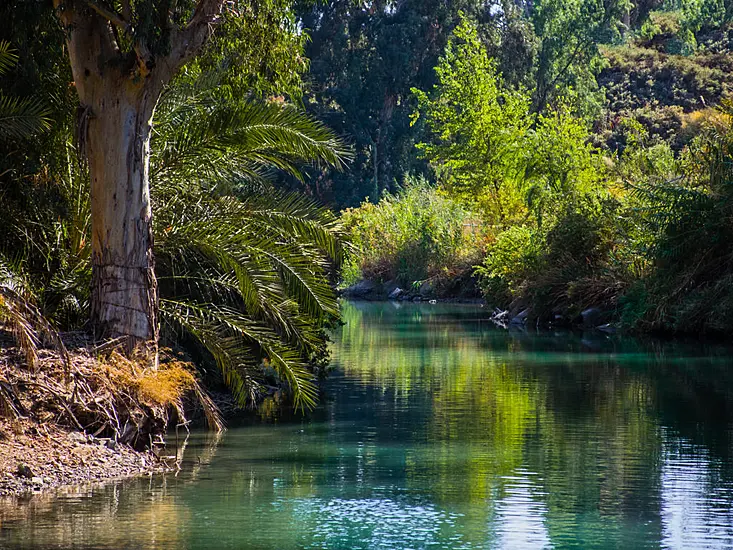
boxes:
[2,301,733,549]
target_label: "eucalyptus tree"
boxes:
[52,0,301,354]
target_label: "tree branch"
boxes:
[85,0,155,78]
[157,0,227,81]
[85,0,131,34]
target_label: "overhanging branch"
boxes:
[157,0,227,80]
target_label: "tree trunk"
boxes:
[86,85,160,350]
[54,0,226,353]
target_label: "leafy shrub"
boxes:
[476,226,539,305]
[625,105,733,332]
[477,194,630,317]
[640,10,682,41]
[341,176,486,287]
[599,43,732,135]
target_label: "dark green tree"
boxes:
[295,0,498,207]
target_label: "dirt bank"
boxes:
[0,418,168,497]
[0,330,220,497]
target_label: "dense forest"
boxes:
[2,0,733,438]
[315,0,733,336]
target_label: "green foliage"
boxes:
[640,10,682,40]
[524,107,606,226]
[294,0,497,207]
[180,1,307,101]
[341,177,484,287]
[414,18,605,229]
[149,83,350,409]
[0,41,50,140]
[155,187,344,410]
[152,82,351,190]
[624,107,733,331]
[477,195,628,316]
[679,0,727,34]
[528,0,628,117]
[291,0,733,211]
[413,17,531,225]
[475,226,539,304]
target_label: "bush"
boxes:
[341,176,486,288]
[476,226,539,305]
[477,194,631,318]
[623,105,733,332]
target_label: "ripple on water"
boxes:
[291,496,473,550]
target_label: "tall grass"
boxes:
[341,177,487,289]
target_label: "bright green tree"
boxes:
[412,17,531,227]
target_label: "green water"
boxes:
[3,301,733,549]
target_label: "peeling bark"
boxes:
[53,0,226,351]
[86,86,160,348]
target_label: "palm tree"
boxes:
[0,41,50,139]
[150,85,352,409]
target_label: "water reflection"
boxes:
[1,301,733,548]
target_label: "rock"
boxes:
[510,309,529,325]
[341,280,378,300]
[388,287,403,300]
[581,307,603,328]
[493,309,509,320]
[383,279,399,294]
[418,280,435,298]
[67,431,87,443]
[596,323,617,334]
[30,476,44,485]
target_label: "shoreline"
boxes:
[0,418,169,498]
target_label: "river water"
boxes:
[2,301,733,549]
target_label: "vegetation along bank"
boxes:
[4,0,733,494]
[336,6,733,336]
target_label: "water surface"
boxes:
[2,301,733,549]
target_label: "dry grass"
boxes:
[0,334,223,450]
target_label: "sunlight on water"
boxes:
[2,301,733,549]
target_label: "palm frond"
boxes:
[0,257,69,371]
[0,41,50,139]
[153,176,342,408]
[0,41,18,76]
[152,87,352,188]
[160,299,318,410]
[0,93,51,139]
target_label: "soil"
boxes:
[0,418,168,497]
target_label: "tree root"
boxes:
[0,336,223,450]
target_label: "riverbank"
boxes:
[341,280,624,334]
[0,418,167,497]
[340,273,483,303]
[0,333,222,497]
